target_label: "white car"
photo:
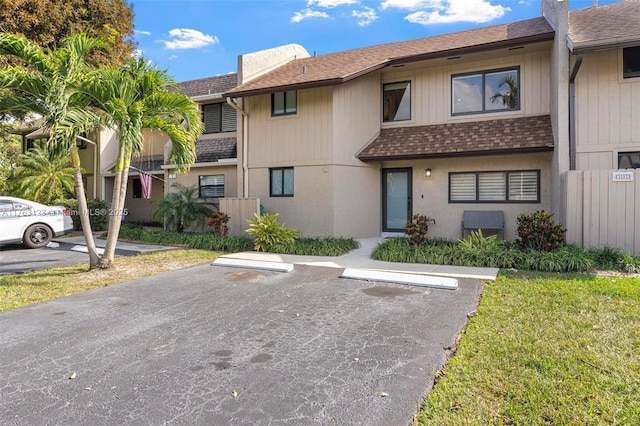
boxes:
[0,196,74,249]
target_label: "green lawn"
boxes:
[0,249,218,311]
[415,271,640,425]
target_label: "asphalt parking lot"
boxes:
[0,241,138,275]
[0,263,482,425]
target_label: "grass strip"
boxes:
[415,271,640,424]
[0,249,217,312]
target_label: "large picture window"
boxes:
[270,167,294,197]
[199,175,225,198]
[202,103,237,134]
[618,152,640,168]
[272,91,297,116]
[383,81,411,122]
[452,67,520,115]
[449,170,539,203]
[623,46,640,79]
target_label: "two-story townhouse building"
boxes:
[224,13,558,240]
[220,0,640,254]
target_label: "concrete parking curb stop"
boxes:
[341,267,458,289]
[212,257,294,272]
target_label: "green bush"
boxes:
[54,198,108,231]
[114,223,253,252]
[269,237,359,256]
[405,214,436,246]
[516,210,566,252]
[245,213,300,252]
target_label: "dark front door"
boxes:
[382,168,412,232]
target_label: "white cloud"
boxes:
[161,29,219,50]
[352,7,378,26]
[386,0,509,25]
[291,9,331,23]
[168,55,178,60]
[134,30,151,36]
[307,0,358,7]
[132,49,143,58]
[380,0,443,10]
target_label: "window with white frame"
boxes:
[202,103,237,134]
[270,167,294,197]
[618,151,640,168]
[272,91,297,116]
[199,175,225,198]
[383,81,411,122]
[449,170,539,203]
[452,67,520,115]
[623,46,640,79]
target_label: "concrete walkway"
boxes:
[219,237,499,281]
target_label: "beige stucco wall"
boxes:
[382,152,553,241]
[122,175,165,224]
[332,165,381,237]
[574,49,640,169]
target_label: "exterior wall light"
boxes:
[425,168,432,177]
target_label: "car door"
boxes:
[0,200,31,242]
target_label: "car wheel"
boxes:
[23,224,53,249]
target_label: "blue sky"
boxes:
[130,0,621,83]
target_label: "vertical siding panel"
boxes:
[610,172,625,248]
[609,64,620,145]
[597,58,610,146]
[587,60,599,146]
[575,171,585,247]
[598,170,609,247]
[619,77,632,143]
[625,178,635,252]
[635,170,640,255]
[632,83,640,143]
[586,170,598,248]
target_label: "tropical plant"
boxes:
[152,184,213,233]
[516,210,566,252]
[207,211,230,236]
[246,212,300,252]
[9,143,77,204]
[78,58,203,268]
[405,214,436,246]
[490,75,519,109]
[0,32,105,266]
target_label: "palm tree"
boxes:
[490,75,519,109]
[79,58,203,268]
[0,33,103,266]
[153,183,214,233]
[9,143,77,204]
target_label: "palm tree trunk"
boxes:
[70,145,100,268]
[99,146,131,269]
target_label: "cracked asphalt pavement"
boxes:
[0,263,482,425]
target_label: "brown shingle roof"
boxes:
[177,74,238,98]
[195,137,237,163]
[225,17,553,97]
[568,0,640,52]
[357,115,554,161]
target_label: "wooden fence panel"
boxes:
[563,170,639,254]
[219,198,260,237]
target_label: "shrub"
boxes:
[588,246,625,270]
[269,237,359,256]
[245,213,300,252]
[405,214,436,246]
[54,198,108,231]
[207,211,230,236]
[516,210,566,252]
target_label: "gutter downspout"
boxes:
[77,134,98,197]
[569,54,583,171]
[226,97,249,197]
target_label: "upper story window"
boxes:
[618,152,640,168]
[623,46,640,79]
[272,91,297,116]
[452,67,520,115]
[383,81,411,122]
[202,103,237,134]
